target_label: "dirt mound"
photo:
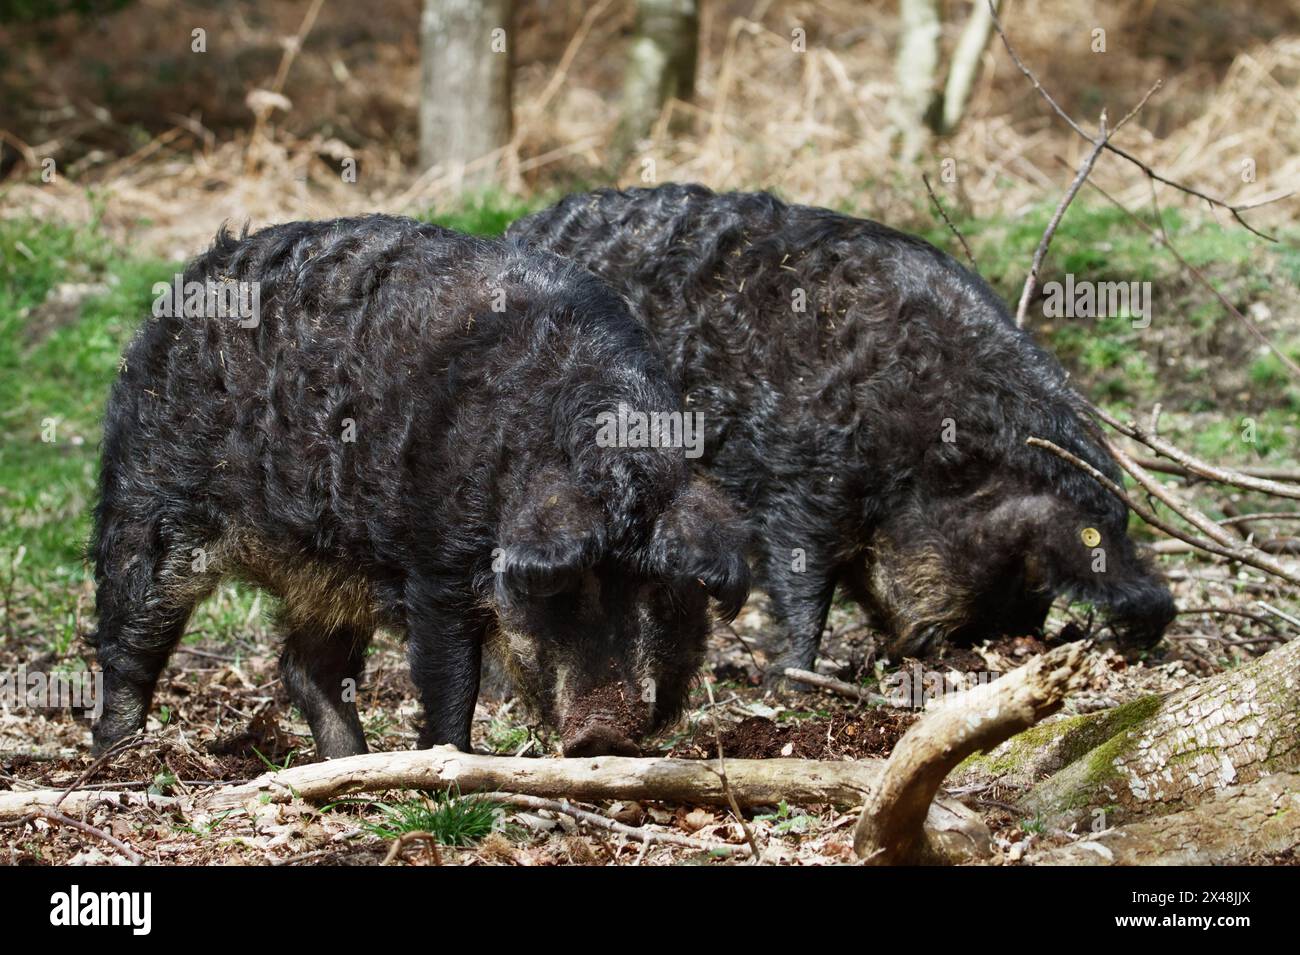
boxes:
[671,711,916,762]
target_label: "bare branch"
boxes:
[988,0,1287,241]
[922,172,978,272]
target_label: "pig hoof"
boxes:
[562,725,640,758]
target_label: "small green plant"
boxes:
[149,768,177,796]
[251,746,296,772]
[175,809,237,837]
[755,800,815,835]
[362,791,500,846]
[1020,815,1048,834]
[485,717,531,754]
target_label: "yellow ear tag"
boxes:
[1081,527,1101,548]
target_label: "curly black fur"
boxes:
[90,213,749,758]
[509,184,1175,666]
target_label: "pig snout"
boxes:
[562,723,640,757]
[1107,581,1177,649]
[559,682,646,757]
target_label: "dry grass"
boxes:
[1,0,1296,256]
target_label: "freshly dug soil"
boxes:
[671,710,917,761]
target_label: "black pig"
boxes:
[90,214,748,758]
[509,184,1175,668]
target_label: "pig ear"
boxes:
[652,481,751,621]
[496,478,605,604]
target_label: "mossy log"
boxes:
[1021,637,1300,828]
[1028,772,1300,865]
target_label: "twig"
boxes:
[1258,602,1300,632]
[1092,406,1300,499]
[1217,513,1300,527]
[1026,437,1300,586]
[0,807,143,865]
[1177,606,1283,631]
[495,792,751,858]
[921,173,977,271]
[1013,79,1159,327]
[54,734,148,810]
[1066,167,1300,381]
[853,642,1091,864]
[781,667,894,706]
[381,831,443,866]
[703,679,761,862]
[989,0,1287,241]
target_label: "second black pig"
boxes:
[509,184,1175,668]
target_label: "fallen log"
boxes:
[194,747,989,863]
[0,788,178,822]
[1028,772,1300,865]
[205,749,885,810]
[1021,635,1300,828]
[853,642,1092,864]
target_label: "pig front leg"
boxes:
[762,543,840,676]
[405,592,487,752]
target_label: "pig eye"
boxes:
[1081,527,1102,547]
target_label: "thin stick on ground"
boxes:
[703,678,762,861]
[1258,602,1300,631]
[1026,436,1300,586]
[782,668,894,706]
[382,831,443,866]
[0,806,144,865]
[989,0,1287,242]
[921,173,977,271]
[494,792,751,858]
[54,733,148,809]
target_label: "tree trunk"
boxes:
[891,0,941,161]
[938,0,999,134]
[610,0,698,171]
[1021,637,1300,828]
[418,0,514,184]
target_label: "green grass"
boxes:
[361,791,501,846]
[416,189,542,236]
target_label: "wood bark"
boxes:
[196,747,989,862]
[1022,636,1300,828]
[0,788,177,822]
[418,0,514,182]
[854,642,1091,864]
[1028,772,1300,865]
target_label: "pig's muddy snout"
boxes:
[560,683,647,757]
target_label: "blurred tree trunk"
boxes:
[938,0,999,135]
[610,0,698,171]
[891,0,941,161]
[419,0,514,185]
